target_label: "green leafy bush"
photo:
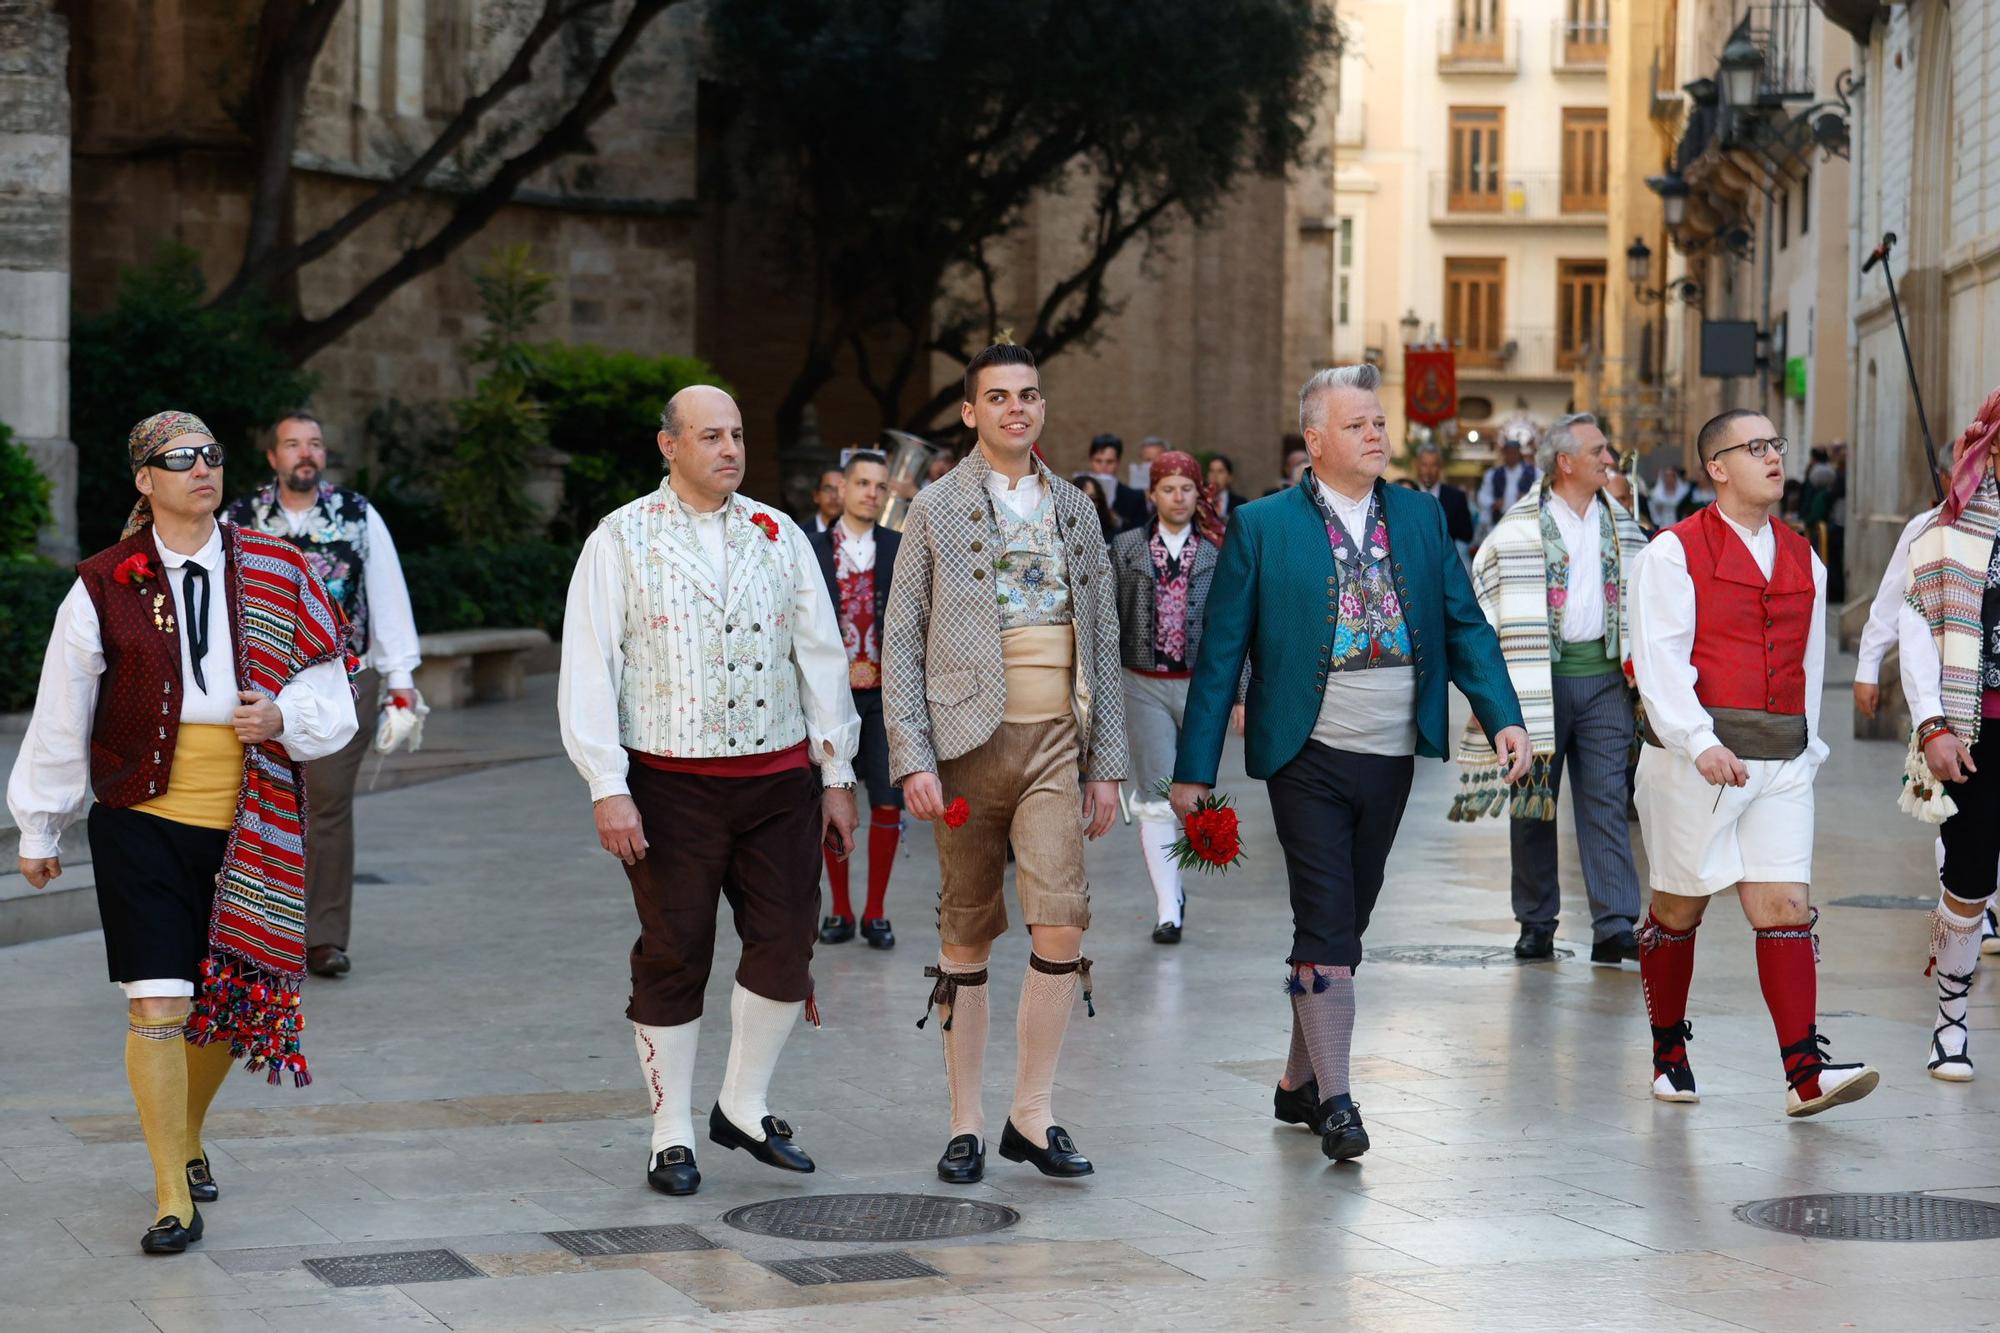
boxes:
[0,561,77,712]
[70,244,316,553]
[401,541,580,637]
[0,422,53,558]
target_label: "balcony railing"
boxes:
[1428,171,1607,224]
[1552,17,1609,71]
[1437,19,1520,73]
[1454,328,1582,379]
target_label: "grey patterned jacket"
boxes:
[1110,523,1219,671]
[882,448,1128,785]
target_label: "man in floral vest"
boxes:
[10,411,357,1254]
[559,385,860,1199]
[224,410,422,979]
[807,449,903,951]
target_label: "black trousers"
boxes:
[1940,734,2000,904]
[88,804,228,984]
[852,688,902,810]
[1265,741,1416,968]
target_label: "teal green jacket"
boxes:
[1174,478,1523,784]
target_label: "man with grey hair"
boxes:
[1451,412,1649,964]
[1411,442,1474,565]
[1173,362,1528,1165]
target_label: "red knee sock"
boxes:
[1754,918,1821,1096]
[1638,911,1697,1037]
[863,806,900,920]
[824,844,853,920]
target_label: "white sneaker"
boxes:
[1785,1060,1881,1117]
[1651,1071,1699,1103]
[1650,1020,1699,1103]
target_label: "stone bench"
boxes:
[414,629,552,709]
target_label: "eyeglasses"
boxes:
[143,443,226,471]
[1710,437,1788,462]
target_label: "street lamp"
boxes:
[1719,33,1764,110]
[1626,237,1652,287]
[1646,172,1691,227]
[1627,235,1704,307]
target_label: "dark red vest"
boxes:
[76,528,243,808]
[1669,505,1813,717]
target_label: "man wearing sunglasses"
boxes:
[1626,409,1877,1118]
[224,411,422,980]
[8,411,357,1253]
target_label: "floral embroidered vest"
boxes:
[1314,484,1412,672]
[992,490,1072,629]
[226,483,371,659]
[603,483,807,759]
[832,528,880,689]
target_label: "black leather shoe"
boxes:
[818,915,855,944]
[997,1120,1094,1178]
[1319,1100,1369,1162]
[1273,1079,1322,1128]
[861,918,896,950]
[185,1156,218,1203]
[307,945,350,977]
[646,1145,700,1196]
[936,1133,985,1184]
[1591,930,1639,965]
[1514,925,1556,960]
[1152,921,1182,945]
[708,1103,815,1173]
[140,1207,203,1254]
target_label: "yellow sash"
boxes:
[133,724,244,829]
[1000,624,1075,724]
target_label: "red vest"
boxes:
[76,528,243,808]
[1669,505,1813,716]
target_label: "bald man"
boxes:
[560,385,862,1196]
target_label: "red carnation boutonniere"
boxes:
[750,513,781,542]
[115,553,156,585]
[943,798,971,829]
[1155,782,1246,873]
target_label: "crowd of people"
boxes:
[16,346,2000,1256]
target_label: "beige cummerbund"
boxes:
[1001,624,1076,724]
[1640,707,1806,762]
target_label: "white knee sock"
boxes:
[717,983,798,1142]
[1139,819,1184,926]
[633,1018,700,1154]
[1932,895,1987,1063]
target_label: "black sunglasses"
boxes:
[144,443,226,471]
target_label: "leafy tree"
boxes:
[706,0,1339,444]
[439,246,553,544]
[0,422,53,559]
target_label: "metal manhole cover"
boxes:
[303,1249,482,1287]
[764,1251,943,1286]
[722,1193,1018,1242]
[546,1224,715,1256]
[1365,944,1575,966]
[1829,895,1933,910]
[1736,1193,2000,1241]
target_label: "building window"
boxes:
[1557,259,1606,371]
[1445,257,1506,366]
[1560,107,1608,214]
[1564,0,1609,62]
[1800,169,1810,235]
[1335,218,1354,327]
[1449,107,1505,213]
[1451,0,1506,62]
[1778,191,1789,250]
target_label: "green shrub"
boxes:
[0,561,77,712]
[70,244,316,554]
[0,422,53,558]
[401,541,580,637]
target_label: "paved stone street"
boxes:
[6,661,2000,1332]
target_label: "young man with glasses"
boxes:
[9,412,358,1253]
[1626,409,1878,1117]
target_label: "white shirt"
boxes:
[835,517,877,573]
[272,500,422,689]
[1628,508,1827,766]
[7,525,361,859]
[1548,492,1606,643]
[1156,521,1191,561]
[1857,509,1934,686]
[686,499,729,585]
[1315,475,1375,549]
[987,468,1045,521]
[1483,463,1535,512]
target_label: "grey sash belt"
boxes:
[1640,706,1806,761]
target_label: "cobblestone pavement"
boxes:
[5,656,2000,1332]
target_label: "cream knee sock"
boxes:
[1139,819,1184,926]
[717,984,798,1141]
[633,1017,701,1154]
[927,955,991,1142]
[1010,954,1086,1140]
[1931,896,1986,1068]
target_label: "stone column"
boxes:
[0,1,76,562]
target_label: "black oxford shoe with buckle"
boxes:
[936,1133,985,1184]
[1319,1099,1369,1162]
[818,915,855,944]
[860,917,896,950]
[140,1207,203,1255]
[646,1145,701,1196]
[185,1155,218,1203]
[997,1120,1094,1177]
[1272,1078,1322,1129]
[708,1103,815,1173]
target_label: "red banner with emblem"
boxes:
[1404,348,1457,427]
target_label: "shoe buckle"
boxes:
[768,1118,794,1139]
[660,1146,691,1165]
[1052,1131,1075,1154]
[946,1141,972,1160]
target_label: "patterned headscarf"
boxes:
[121,410,216,539]
[1149,450,1226,546]
[1942,388,2000,527]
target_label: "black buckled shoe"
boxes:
[1152,921,1183,945]
[140,1207,203,1255]
[997,1120,1094,1178]
[818,915,855,944]
[708,1103,815,1173]
[1318,1099,1369,1162]
[646,1145,701,1196]
[861,918,895,950]
[1273,1078,1322,1128]
[1591,930,1640,965]
[185,1156,218,1203]
[936,1133,985,1184]
[1514,925,1556,960]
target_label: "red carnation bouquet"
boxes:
[1155,782,1246,873]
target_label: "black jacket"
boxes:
[1426,482,1474,545]
[1107,483,1150,533]
[808,522,900,638]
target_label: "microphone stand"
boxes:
[1863,232,1943,501]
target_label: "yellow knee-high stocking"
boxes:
[183,1037,235,1167]
[126,1014,194,1223]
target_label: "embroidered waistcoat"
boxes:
[1672,505,1812,716]
[603,484,807,759]
[992,490,1072,629]
[1317,486,1413,672]
[226,483,371,658]
[832,529,880,689]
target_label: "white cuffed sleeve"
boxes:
[6,581,102,860]
[362,508,422,689]
[1626,533,1722,765]
[1856,511,1927,686]
[1899,599,1945,728]
[1805,549,1828,764]
[275,658,361,761]
[785,521,860,787]
[557,528,634,803]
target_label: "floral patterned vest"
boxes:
[1312,483,1412,672]
[226,482,371,659]
[992,489,1072,629]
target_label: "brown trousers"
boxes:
[305,670,380,951]
[933,718,1091,947]
[620,760,822,1027]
